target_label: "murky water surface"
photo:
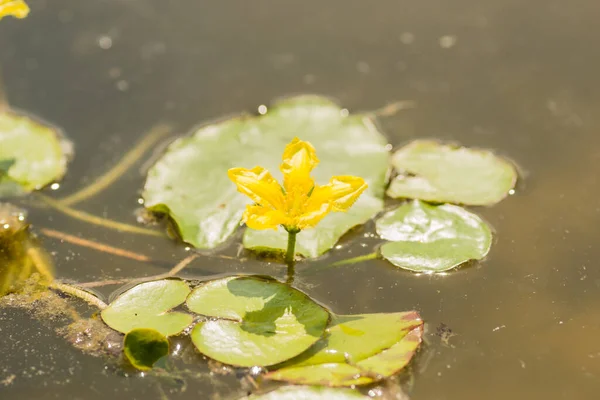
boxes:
[1,0,600,399]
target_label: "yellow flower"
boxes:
[0,0,30,20]
[228,138,368,232]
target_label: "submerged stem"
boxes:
[285,229,298,265]
[58,125,172,206]
[26,245,55,281]
[78,253,199,288]
[49,282,107,310]
[330,252,378,267]
[39,228,152,263]
[369,100,416,118]
[37,194,163,237]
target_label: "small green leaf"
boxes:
[123,328,169,371]
[187,276,330,367]
[266,312,423,387]
[243,386,369,400]
[376,200,492,272]
[387,140,517,205]
[142,95,389,256]
[101,279,193,336]
[0,112,72,193]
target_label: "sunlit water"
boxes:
[1,0,600,399]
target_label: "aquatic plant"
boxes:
[228,137,367,264]
[0,94,519,398]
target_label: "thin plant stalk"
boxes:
[48,282,108,310]
[58,125,171,206]
[78,253,199,288]
[38,194,163,237]
[330,252,378,267]
[285,229,298,265]
[39,228,152,262]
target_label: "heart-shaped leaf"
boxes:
[123,328,169,371]
[142,95,389,256]
[101,279,193,336]
[266,312,423,387]
[187,276,330,367]
[387,140,517,205]
[0,111,72,194]
[376,200,492,272]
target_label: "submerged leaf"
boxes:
[101,279,193,336]
[142,95,389,256]
[243,386,368,400]
[0,203,53,295]
[123,328,169,371]
[0,112,72,194]
[376,200,492,272]
[187,276,330,367]
[387,140,517,205]
[266,312,423,387]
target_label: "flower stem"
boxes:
[286,263,295,285]
[285,229,298,265]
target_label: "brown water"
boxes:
[1,0,600,399]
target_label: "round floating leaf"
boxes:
[187,276,330,367]
[101,279,193,336]
[123,328,169,371]
[387,140,517,205]
[266,312,423,387]
[0,111,72,193]
[376,200,492,272]
[244,386,368,400]
[142,95,389,256]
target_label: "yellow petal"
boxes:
[228,167,285,209]
[0,0,30,19]
[294,200,331,230]
[280,138,319,193]
[281,138,319,175]
[327,176,368,211]
[305,176,367,215]
[243,205,287,230]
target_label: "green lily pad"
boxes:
[265,312,423,387]
[376,200,492,272]
[0,111,72,193]
[101,279,193,336]
[142,95,389,256]
[387,140,517,205]
[243,386,368,400]
[187,276,330,367]
[123,328,169,371]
